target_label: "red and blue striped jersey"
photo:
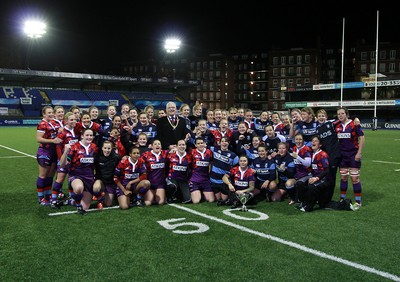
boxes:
[335,120,364,152]
[311,150,330,178]
[167,151,193,181]
[190,148,213,182]
[56,127,79,160]
[37,119,58,150]
[114,157,147,187]
[227,166,255,191]
[67,141,98,177]
[141,150,168,187]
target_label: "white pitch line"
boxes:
[373,160,400,165]
[48,205,120,216]
[170,204,400,282]
[0,144,35,159]
[0,155,31,159]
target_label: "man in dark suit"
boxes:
[157,102,191,150]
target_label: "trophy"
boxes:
[236,192,253,212]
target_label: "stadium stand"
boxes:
[0,87,184,117]
[84,91,128,109]
[0,87,44,116]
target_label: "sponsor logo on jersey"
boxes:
[302,128,316,134]
[214,152,230,163]
[319,130,332,138]
[151,163,165,169]
[196,161,209,167]
[173,165,187,171]
[256,168,270,174]
[337,132,351,139]
[80,157,94,163]
[234,180,249,187]
[126,173,139,179]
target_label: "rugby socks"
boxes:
[51,181,63,201]
[353,182,362,205]
[36,177,45,202]
[72,193,83,206]
[340,180,348,200]
[93,191,104,203]
[137,187,148,200]
[44,177,53,201]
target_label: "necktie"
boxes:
[171,116,175,124]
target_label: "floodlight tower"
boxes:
[23,20,46,69]
[163,37,181,80]
[164,38,181,54]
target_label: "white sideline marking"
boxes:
[48,205,120,216]
[0,145,35,159]
[170,204,400,282]
[0,155,31,159]
[373,160,400,165]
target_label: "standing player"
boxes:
[75,112,103,139]
[229,121,256,155]
[290,107,318,147]
[335,107,365,209]
[262,124,286,158]
[132,112,157,145]
[315,109,341,204]
[53,105,65,132]
[51,112,79,208]
[36,106,62,205]
[191,119,215,148]
[210,118,233,147]
[243,135,262,165]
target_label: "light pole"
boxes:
[23,20,46,69]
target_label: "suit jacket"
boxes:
[156,116,190,150]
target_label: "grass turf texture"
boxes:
[0,127,399,281]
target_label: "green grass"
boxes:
[0,127,400,281]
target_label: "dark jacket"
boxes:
[156,116,190,150]
[94,151,121,184]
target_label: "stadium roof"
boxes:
[0,68,199,92]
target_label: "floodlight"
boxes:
[24,20,46,39]
[164,38,181,54]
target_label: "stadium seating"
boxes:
[0,87,179,117]
[85,91,127,109]
[0,87,44,116]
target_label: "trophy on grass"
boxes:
[236,192,253,212]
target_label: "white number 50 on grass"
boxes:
[158,218,210,234]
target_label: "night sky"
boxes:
[1,1,398,74]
